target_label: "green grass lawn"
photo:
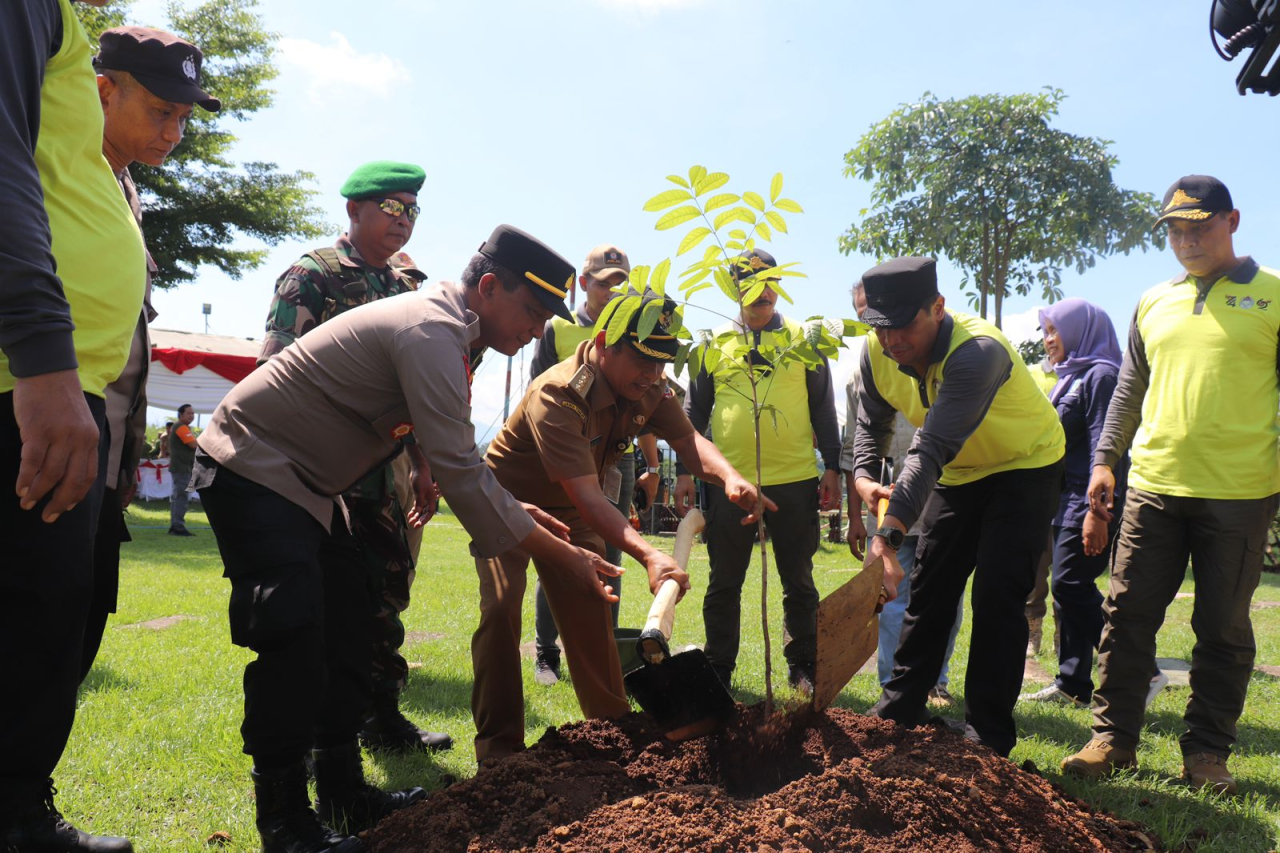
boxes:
[57,499,1280,851]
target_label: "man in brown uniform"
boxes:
[194,225,615,853]
[476,293,774,762]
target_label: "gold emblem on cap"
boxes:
[631,338,675,360]
[749,256,767,270]
[524,271,567,299]
[1165,189,1202,212]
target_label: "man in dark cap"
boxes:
[2,1,145,851]
[257,160,452,757]
[194,225,619,851]
[850,256,1065,758]
[1062,177,1280,795]
[475,292,772,761]
[673,249,842,694]
[79,25,220,678]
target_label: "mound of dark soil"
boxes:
[367,705,1157,852]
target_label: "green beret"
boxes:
[340,160,425,200]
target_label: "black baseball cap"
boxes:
[478,225,575,321]
[729,248,780,282]
[599,293,681,362]
[95,26,221,112]
[858,257,940,329]
[1153,175,1234,229]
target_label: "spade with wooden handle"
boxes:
[811,498,891,712]
[623,508,737,741]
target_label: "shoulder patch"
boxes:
[569,364,595,398]
[559,400,587,420]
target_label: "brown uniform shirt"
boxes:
[486,340,695,512]
[197,281,534,557]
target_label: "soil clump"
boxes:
[367,704,1156,852]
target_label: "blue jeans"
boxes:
[877,535,962,687]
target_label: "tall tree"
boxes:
[839,89,1161,328]
[77,0,328,287]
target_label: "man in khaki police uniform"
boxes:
[528,243,660,684]
[476,293,774,762]
[195,225,616,853]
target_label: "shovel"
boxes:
[811,499,890,712]
[624,508,737,741]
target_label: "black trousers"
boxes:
[872,461,1063,757]
[82,480,129,682]
[0,392,106,797]
[702,477,820,669]
[200,465,376,767]
[1050,523,1114,701]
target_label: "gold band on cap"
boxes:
[632,331,676,340]
[524,271,567,299]
[630,338,675,360]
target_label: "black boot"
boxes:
[313,742,426,834]
[357,690,453,754]
[1,779,132,852]
[251,764,363,853]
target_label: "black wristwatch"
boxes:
[874,527,906,551]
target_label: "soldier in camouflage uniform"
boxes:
[259,160,451,755]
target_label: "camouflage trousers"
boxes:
[345,461,417,696]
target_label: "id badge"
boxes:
[603,465,622,504]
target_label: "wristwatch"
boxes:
[645,467,660,475]
[874,527,906,551]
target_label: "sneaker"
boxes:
[1183,752,1237,795]
[1019,684,1086,707]
[167,527,195,537]
[533,654,560,686]
[1061,738,1138,779]
[1144,670,1169,710]
[787,662,815,696]
[926,685,955,708]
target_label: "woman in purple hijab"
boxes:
[1020,298,1131,708]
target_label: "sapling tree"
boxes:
[597,166,866,712]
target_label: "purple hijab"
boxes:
[1038,298,1122,406]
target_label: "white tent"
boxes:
[148,328,260,415]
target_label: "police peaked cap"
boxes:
[478,224,575,321]
[340,161,426,200]
[859,257,940,329]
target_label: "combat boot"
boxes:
[251,764,363,853]
[358,690,452,754]
[2,779,132,853]
[1061,738,1138,779]
[1183,752,1237,795]
[313,742,427,834]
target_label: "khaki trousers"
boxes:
[1093,488,1278,757]
[471,513,629,761]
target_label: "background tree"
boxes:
[839,89,1161,328]
[603,167,862,712]
[1017,337,1047,365]
[78,0,328,287]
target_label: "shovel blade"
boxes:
[624,648,736,741]
[812,560,883,711]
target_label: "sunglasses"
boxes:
[376,197,420,223]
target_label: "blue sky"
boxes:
[128,0,1280,437]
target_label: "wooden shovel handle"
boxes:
[641,508,706,644]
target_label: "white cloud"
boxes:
[1001,305,1045,349]
[277,32,411,104]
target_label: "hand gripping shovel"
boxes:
[623,508,737,741]
[811,499,890,711]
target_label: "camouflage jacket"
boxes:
[258,235,417,363]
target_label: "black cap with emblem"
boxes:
[858,256,940,329]
[94,26,221,112]
[1153,175,1234,229]
[599,292,681,362]
[729,248,779,282]
[478,224,575,321]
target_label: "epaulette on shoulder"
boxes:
[568,364,595,399]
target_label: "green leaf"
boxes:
[674,342,690,377]
[643,189,694,212]
[650,258,671,296]
[743,281,767,305]
[770,173,783,203]
[631,265,650,294]
[637,298,664,339]
[713,268,738,302]
[703,193,739,213]
[684,281,714,298]
[769,278,793,303]
[843,318,872,337]
[713,206,755,231]
[666,174,690,188]
[694,172,730,196]
[688,165,707,186]
[702,347,722,375]
[774,198,804,213]
[725,241,744,251]
[728,229,747,240]
[655,205,701,231]
[764,210,788,234]
[756,222,773,242]
[743,191,766,211]
[677,227,712,256]
[605,295,642,346]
